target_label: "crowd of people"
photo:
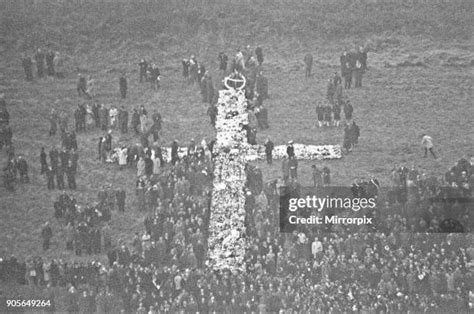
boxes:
[49,189,126,256]
[1,95,31,191]
[21,47,64,81]
[2,40,473,313]
[1,153,472,312]
[340,47,368,89]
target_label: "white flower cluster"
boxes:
[207,89,250,271]
[246,143,342,161]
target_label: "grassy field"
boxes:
[0,1,473,262]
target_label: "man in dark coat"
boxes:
[288,156,298,180]
[46,50,55,76]
[200,75,208,103]
[343,100,353,122]
[349,121,360,146]
[59,148,69,172]
[312,165,323,188]
[342,51,354,89]
[74,105,82,132]
[92,103,100,128]
[205,74,214,104]
[119,106,129,134]
[256,105,269,130]
[326,78,335,104]
[41,222,53,250]
[316,103,324,127]
[119,74,127,99]
[182,59,190,78]
[255,72,269,99]
[34,48,45,78]
[70,149,78,175]
[218,52,228,72]
[40,147,48,175]
[77,74,88,97]
[116,189,126,212]
[207,104,217,127]
[343,124,352,153]
[49,147,59,174]
[66,162,76,190]
[131,109,140,134]
[144,155,153,176]
[281,156,290,184]
[46,166,55,190]
[56,165,65,190]
[22,54,33,81]
[16,155,29,183]
[286,141,295,158]
[322,167,331,186]
[304,53,313,78]
[138,59,148,83]
[323,104,332,127]
[171,140,179,165]
[255,47,264,65]
[264,138,274,165]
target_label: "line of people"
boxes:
[21,47,64,81]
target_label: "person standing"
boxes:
[322,167,331,186]
[171,140,179,165]
[138,59,148,83]
[218,52,228,72]
[286,140,295,158]
[22,53,33,81]
[41,222,53,251]
[326,78,335,105]
[323,104,332,127]
[200,74,208,103]
[104,130,112,159]
[40,147,48,175]
[77,74,88,97]
[205,73,214,104]
[343,51,354,89]
[86,75,95,98]
[343,99,353,122]
[116,189,126,212]
[131,109,140,134]
[255,71,269,100]
[304,53,313,78]
[316,103,323,128]
[354,59,363,88]
[120,106,129,134]
[333,103,341,127]
[182,59,190,78]
[311,165,323,188]
[421,134,437,159]
[207,104,217,128]
[34,48,45,78]
[255,47,264,66]
[281,156,290,184]
[119,73,127,99]
[46,166,55,190]
[264,138,274,165]
[46,50,55,77]
[66,162,76,189]
[289,156,298,180]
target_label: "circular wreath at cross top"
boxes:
[224,72,246,90]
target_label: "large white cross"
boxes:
[207,82,250,271]
[205,76,342,271]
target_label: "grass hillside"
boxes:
[0,0,473,263]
